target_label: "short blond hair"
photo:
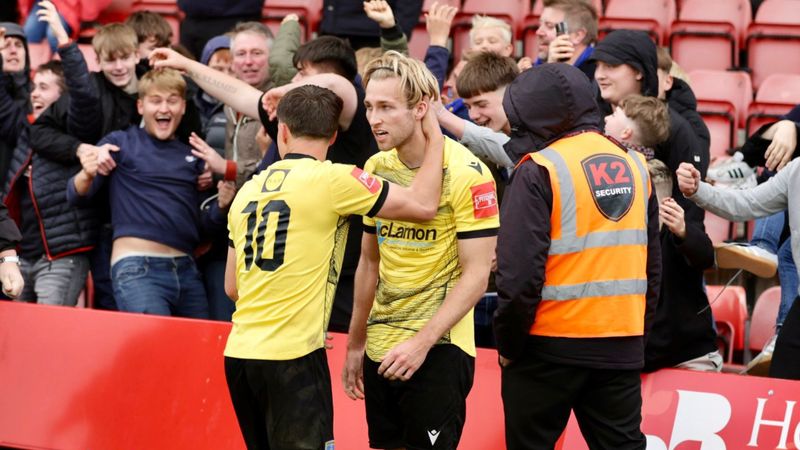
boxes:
[620,95,670,148]
[363,51,440,107]
[93,23,138,60]
[138,68,186,99]
[469,15,513,45]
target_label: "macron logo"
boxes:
[427,429,440,446]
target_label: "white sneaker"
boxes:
[707,152,757,189]
[742,334,777,376]
[714,243,778,278]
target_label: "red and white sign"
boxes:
[470,182,498,219]
[350,167,381,194]
[559,369,800,450]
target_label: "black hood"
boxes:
[0,22,31,113]
[666,77,698,113]
[591,30,659,98]
[503,63,601,162]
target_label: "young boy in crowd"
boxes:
[435,52,516,173]
[469,15,514,58]
[1,58,96,307]
[67,69,229,318]
[125,11,173,59]
[31,4,202,310]
[603,94,671,160]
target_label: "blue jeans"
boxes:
[111,255,209,319]
[751,211,797,328]
[202,258,234,321]
[23,4,72,53]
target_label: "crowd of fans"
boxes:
[1,0,798,447]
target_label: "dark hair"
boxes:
[125,11,173,47]
[293,36,358,81]
[277,85,343,140]
[456,52,519,99]
[36,60,66,93]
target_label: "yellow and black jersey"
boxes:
[363,137,500,361]
[225,154,388,360]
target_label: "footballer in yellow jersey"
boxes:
[217,83,444,450]
[225,156,388,361]
[363,138,500,361]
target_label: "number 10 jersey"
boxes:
[224,154,388,361]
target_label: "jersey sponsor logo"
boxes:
[470,182,498,219]
[377,221,438,245]
[350,167,381,194]
[428,429,440,445]
[467,160,483,174]
[581,154,635,221]
[261,169,289,193]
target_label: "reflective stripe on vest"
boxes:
[529,132,649,338]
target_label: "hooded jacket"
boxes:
[0,22,31,189]
[666,77,711,152]
[195,35,230,156]
[502,63,602,164]
[592,30,710,226]
[494,64,662,369]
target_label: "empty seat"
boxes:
[27,42,52,71]
[261,0,323,41]
[745,0,800,89]
[600,0,675,44]
[746,73,800,134]
[707,284,749,363]
[669,0,751,72]
[690,69,753,126]
[705,212,733,244]
[749,286,780,353]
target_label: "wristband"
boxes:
[224,160,238,182]
[0,256,20,265]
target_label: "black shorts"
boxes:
[363,344,475,450]
[224,349,334,450]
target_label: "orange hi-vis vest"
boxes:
[528,132,651,338]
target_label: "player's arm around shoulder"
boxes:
[374,102,444,222]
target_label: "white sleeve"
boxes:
[460,121,514,170]
[690,160,794,222]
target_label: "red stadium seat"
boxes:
[707,284,749,363]
[78,44,100,72]
[600,0,675,44]
[749,286,780,354]
[745,73,800,134]
[451,0,528,59]
[669,0,751,73]
[705,212,733,244]
[408,0,461,59]
[27,42,52,71]
[689,69,752,127]
[531,0,603,16]
[261,0,323,42]
[745,0,800,90]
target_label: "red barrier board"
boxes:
[3,301,800,449]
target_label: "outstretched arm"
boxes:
[150,47,262,120]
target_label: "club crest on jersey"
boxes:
[470,182,498,219]
[262,169,289,193]
[350,167,381,194]
[581,154,635,221]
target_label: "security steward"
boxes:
[493,63,662,450]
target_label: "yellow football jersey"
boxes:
[225,154,387,360]
[363,137,500,361]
